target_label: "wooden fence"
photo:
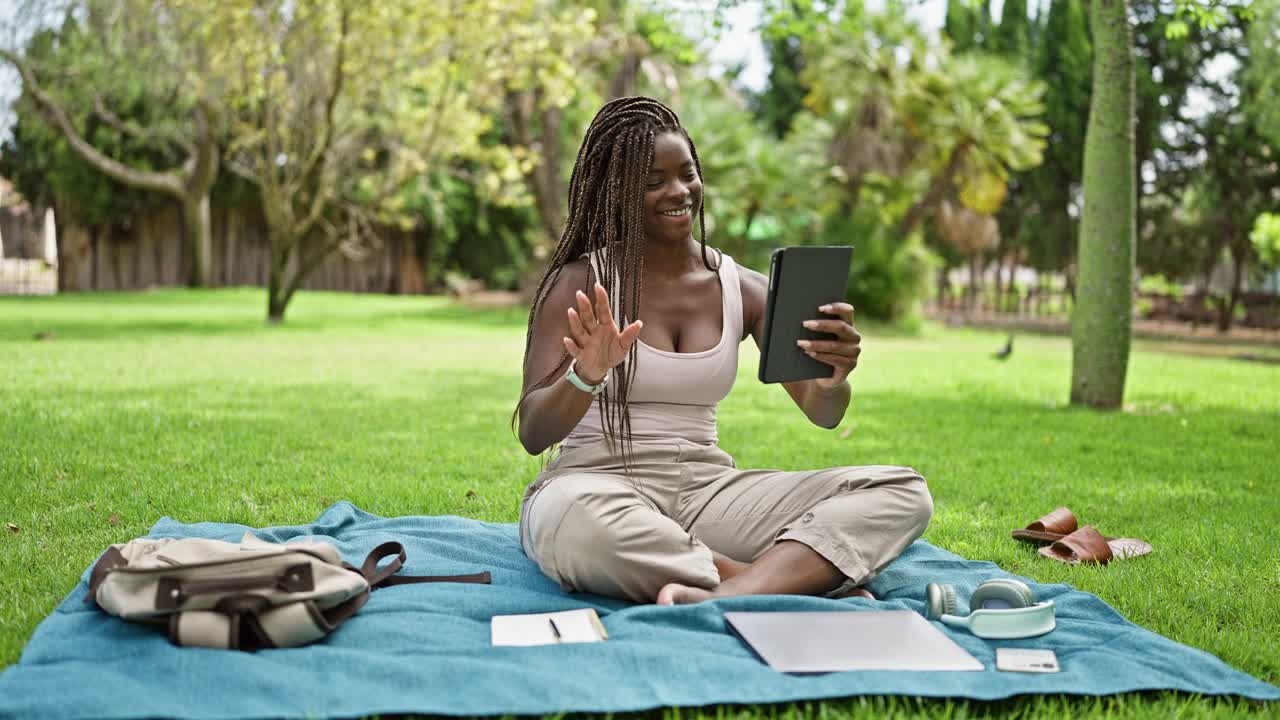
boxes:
[48,202,429,295]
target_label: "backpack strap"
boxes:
[356,541,492,588]
[86,546,129,605]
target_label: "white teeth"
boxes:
[659,207,691,217]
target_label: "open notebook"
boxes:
[491,608,608,646]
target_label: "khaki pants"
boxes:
[518,437,934,603]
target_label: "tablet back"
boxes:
[758,245,854,384]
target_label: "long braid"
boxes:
[511,97,717,469]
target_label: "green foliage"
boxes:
[1245,0,1280,147]
[0,20,187,226]
[754,9,810,138]
[944,0,987,53]
[836,209,939,327]
[1251,213,1280,270]
[900,52,1048,184]
[417,167,539,290]
[992,0,1031,57]
[679,80,832,271]
[1138,273,1184,301]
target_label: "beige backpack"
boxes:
[88,533,491,650]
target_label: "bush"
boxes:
[825,209,939,327]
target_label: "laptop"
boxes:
[724,610,984,673]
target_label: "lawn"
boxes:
[1,288,1277,719]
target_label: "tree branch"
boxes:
[297,2,349,189]
[1,49,185,197]
[91,94,197,158]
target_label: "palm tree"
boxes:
[895,53,1049,240]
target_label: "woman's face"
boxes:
[642,131,702,246]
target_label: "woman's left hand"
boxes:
[797,303,861,390]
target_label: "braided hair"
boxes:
[511,96,720,467]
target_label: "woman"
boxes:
[512,96,932,605]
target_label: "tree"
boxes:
[754,5,811,139]
[0,1,220,287]
[207,0,582,323]
[945,0,987,53]
[993,0,1031,57]
[500,1,681,267]
[0,27,160,289]
[892,53,1047,241]
[1244,0,1280,147]
[1070,0,1135,409]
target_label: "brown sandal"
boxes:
[1038,526,1153,564]
[1012,507,1085,544]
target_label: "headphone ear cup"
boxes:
[925,583,958,620]
[970,578,1035,611]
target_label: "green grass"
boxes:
[2,288,1277,719]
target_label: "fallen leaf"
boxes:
[108,513,121,526]
[6,523,18,533]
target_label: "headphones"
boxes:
[925,578,1056,639]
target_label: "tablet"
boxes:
[757,245,854,384]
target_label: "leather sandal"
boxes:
[1038,526,1153,565]
[1012,506,1121,544]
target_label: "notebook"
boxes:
[724,610,983,673]
[490,608,608,646]
[757,245,855,384]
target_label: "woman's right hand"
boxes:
[565,282,644,384]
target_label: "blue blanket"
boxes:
[2,502,1276,719]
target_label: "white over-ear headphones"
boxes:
[925,578,1056,639]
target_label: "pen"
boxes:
[548,618,562,642]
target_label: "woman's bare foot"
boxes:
[658,541,854,605]
[656,582,714,605]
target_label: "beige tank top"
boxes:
[562,248,743,448]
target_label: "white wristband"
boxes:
[566,359,608,395]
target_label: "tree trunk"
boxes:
[1071,0,1134,409]
[505,90,566,262]
[267,265,287,324]
[967,255,981,312]
[993,251,1006,311]
[897,141,973,240]
[1216,247,1244,333]
[182,195,213,288]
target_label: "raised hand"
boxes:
[564,282,644,384]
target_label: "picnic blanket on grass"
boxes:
[1,501,1276,720]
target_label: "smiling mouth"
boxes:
[659,206,692,217]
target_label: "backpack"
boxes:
[87,533,491,650]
